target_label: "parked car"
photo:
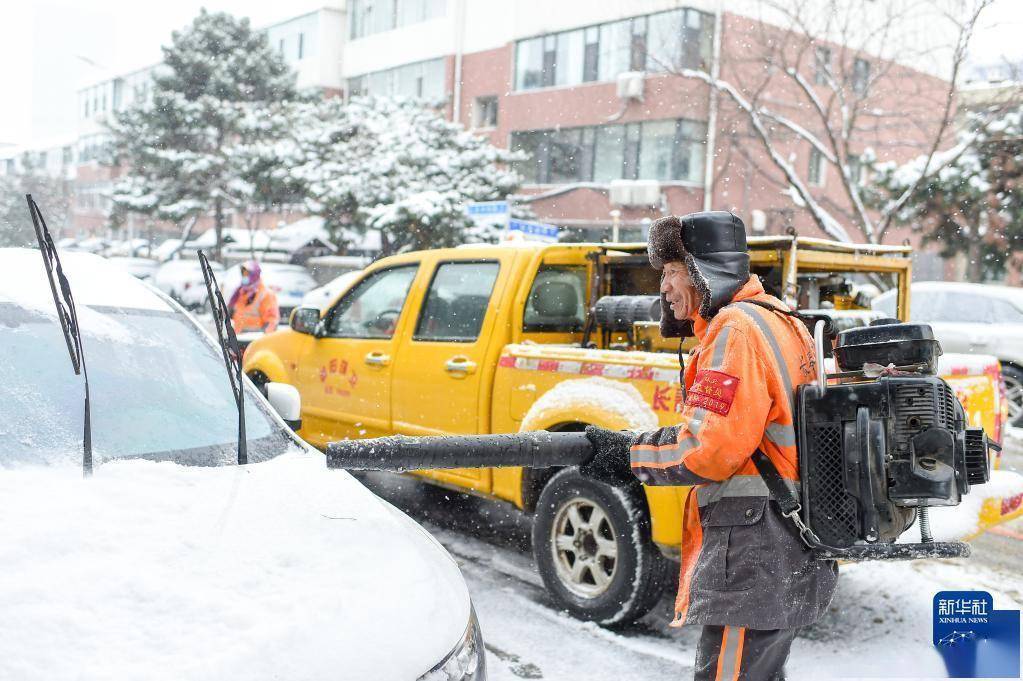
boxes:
[152,258,225,310]
[873,281,1023,426]
[106,255,159,281]
[301,269,364,311]
[220,262,318,321]
[0,248,485,681]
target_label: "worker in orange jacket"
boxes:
[583,212,838,681]
[228,260,280,334]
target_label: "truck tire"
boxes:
[532,468,670,626]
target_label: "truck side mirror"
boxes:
[266,382,302,432]
[290,307,322,336]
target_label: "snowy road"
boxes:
[356,471,1023,681]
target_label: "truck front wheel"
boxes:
[532,469,669,626]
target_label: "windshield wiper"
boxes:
[197,250,247,465]
[26,194,93,477]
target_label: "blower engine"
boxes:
[325,318,995,562]
[794,319,993,560]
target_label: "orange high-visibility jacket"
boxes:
[231,282,280,334]
[630,275,838,630]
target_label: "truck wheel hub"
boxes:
[550,496,619,598]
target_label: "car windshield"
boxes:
[0,301,291,468]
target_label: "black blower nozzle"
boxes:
[325,431,595,471]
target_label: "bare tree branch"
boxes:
[680,67,852,241]
[876,0,993,239]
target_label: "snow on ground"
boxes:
[454,526,1021,681]
[358,472,1023,681]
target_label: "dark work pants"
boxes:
[693,625,798,681]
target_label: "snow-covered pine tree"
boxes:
[0,155,73,247]
[287,96,522,255]
[108,10,300,259]
[871,109,1023,282]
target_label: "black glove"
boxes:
[580,425,637,484]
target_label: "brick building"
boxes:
[346,0,957,275]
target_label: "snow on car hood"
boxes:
[0,450,470,681]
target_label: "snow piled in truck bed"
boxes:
[0,452,468,681]
[918,468,1023,541]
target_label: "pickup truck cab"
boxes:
[245,237,1014,624]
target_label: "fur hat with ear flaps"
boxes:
[648,211,751,339]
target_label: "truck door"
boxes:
[297,264,420,449]
[391,259,504,492]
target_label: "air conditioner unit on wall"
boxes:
[630,180,661,206]
[751,209,767,233]
[609,180,633,206]
[609,180,661,207]
[616,71,645,100]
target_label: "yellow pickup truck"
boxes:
[244,237,1015,624]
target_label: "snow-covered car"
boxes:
[105,255,159,280]
[0,248,486,681]
[301,269,363,311]
[874,281,1023,426]
[152,257,225,310]
[221,262,318,321]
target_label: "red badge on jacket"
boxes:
[687,369,740,416]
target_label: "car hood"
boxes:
[0,449,469,681]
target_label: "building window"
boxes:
[583,27,600,81]
[814,46,831,85]
[808,147,825,186]
[848,154,866,185]
[515,37,543,89]
[474,96,498,128]
[556,29,585,86]
[852,58,870,95]
[350,0,446,39]
[511,118,706,185]
[514,7,713,91]
[348,58,446,101]
[593,125,625,181]
[298,33,304,59]
[541,34,557,87]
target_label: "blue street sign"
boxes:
[466,201,509,216]
[508,218,560,242]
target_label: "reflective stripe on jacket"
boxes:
[231,283,280,333]
[630,275,838,630]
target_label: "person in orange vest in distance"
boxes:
[228,260,280,334]
[582,212,838,681]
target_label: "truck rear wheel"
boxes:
[532,469,669,626]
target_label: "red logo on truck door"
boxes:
[686,370,739,416]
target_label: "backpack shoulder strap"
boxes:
[751,449,823,549]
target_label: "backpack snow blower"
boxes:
[326,320,995,562]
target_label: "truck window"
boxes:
[414,261,500,342]
[324,265,418,338]
[523,265,587,332]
